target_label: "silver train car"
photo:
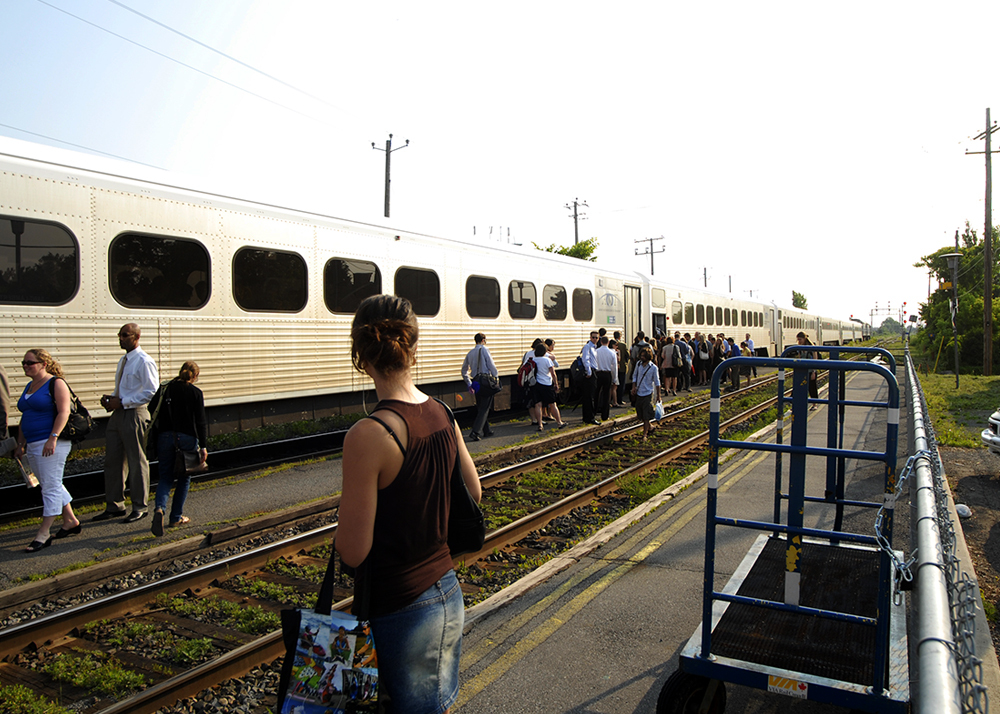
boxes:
[0,137,862,430]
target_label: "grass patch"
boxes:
[154,593,280,635]
[42,649,147,698]
[0,685,71,714]
[916,373,1000,448]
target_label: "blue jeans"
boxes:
[370,570,463,714]
[155,431,196,523]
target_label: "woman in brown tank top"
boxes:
[337,294,481,714]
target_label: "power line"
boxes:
[35,0,333,127]
[0,121,164,168]
[105,0,350,115]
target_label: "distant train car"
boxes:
[0,137,859,431]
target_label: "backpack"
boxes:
[570,355,586,382]
[517,357,537,388]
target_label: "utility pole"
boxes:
[634,236,665,275]
[966,110,998,374]
[564,198,588,244]
[372,134,409,218]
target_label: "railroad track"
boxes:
[0,374,795,713]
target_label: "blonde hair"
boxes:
[26,349,63,378]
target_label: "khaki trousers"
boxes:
[103,406,150,512]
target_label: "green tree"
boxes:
[792,291,808,309]
[912,221,1000,373]
[532,237,599,262]
[875,317,902,336]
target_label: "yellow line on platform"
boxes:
[456,448,770,708]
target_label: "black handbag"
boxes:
[48,378,93,443]
[435,399,486,556]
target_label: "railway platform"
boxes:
[454,367,1000,713]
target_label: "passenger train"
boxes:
[0,137,863,430]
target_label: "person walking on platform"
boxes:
[95,323,159,523]
[659,336,678,397]
[532,343,566,430]
[461,332,497,441]
[675,332,692,392]
[745,333,757,378]
[338,294,480,714]
[726,337,742,391]
[796,332,820,409]
[580,331,600,424]
[594,336,617,421]
[17,349,81,552]
[148,361,208,536]
[631,346,661,442]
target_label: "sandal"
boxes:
[26,537,52,553]
[168,516,191,527]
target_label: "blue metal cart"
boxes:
[659,350,909,713]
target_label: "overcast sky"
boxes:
[3,0,999,323]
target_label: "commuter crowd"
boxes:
[460,327,761,444]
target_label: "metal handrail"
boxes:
[905,350,986,714]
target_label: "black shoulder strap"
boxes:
[434,397,457,426]
[366,413,406,456]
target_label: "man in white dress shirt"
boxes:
[94,323,159,523]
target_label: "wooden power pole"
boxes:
[967,110,999,375]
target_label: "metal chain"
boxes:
[874,451,924,602]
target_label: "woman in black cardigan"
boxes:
[149,361,207,536]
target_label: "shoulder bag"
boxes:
[436,399,486,556]
[48,378,93,444]
[473,348,502,395]
[277,553,379,713]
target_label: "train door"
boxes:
[770,308,781,355]
[624,285,641,343]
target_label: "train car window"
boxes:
[672,301,683,325]
[572,288,593,322]
[395,267,440,316]
[723,308,731,326]
[697,304,706,324]
[466,276,500,318]
[685,303,694,324]
[0,217,78,305]
[705,305,713,326]
[233,247,305,312]
[740,310,746,327]
[324,258,381,314]
[543,284,567,320]
[716,307,723,325]
[651,288,666,309]
[111,233,209,309]
[509,280,537,319]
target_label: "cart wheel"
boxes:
[656,669,727,714]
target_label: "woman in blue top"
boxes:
[16,349,80,552]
